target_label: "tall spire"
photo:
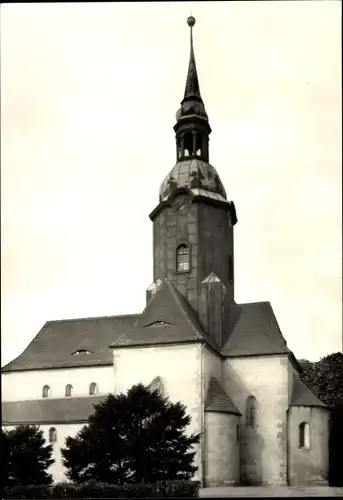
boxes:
[183,16,201,101]
[174,17,211,163]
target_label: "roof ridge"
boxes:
[47,313,140,324]
[236,300,271,307]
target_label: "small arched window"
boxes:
[89,382,99,395]
[299,422,310,449]
[176,244,190,272]
[65,384,73,397]
[246,395,257,428]
[42,385,51,398]
[149,376,166,397]
[49,427,57,444]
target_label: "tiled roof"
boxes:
[221,302,290,357]
[2,280,216,373]
[2,396,106,425]
[290,372,327,408]
[115,279,218,350]
[205,377,241,415]
[2,315,139,372]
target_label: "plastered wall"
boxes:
[287,406,329,486]
[112,342,203,483]
[223,355,289,485]
[204,412,240,486]
[2,366,114,402]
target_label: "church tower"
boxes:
[148,17,237,347]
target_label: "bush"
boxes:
[2,479,200,499]
[156,480,200,497]
[50,481,155,498]
[3,484,49,499]
[50,481,79,498]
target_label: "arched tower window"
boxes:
[65,384,73,397]
[183,132,193,157]
[299,422,310,449]
[149,376,166,397]
[42,385,51,398]
[89,382,99,395]
[180,131,202,159]
[176,244,190,272]
[246,395,257,428]
[49,427,57,444]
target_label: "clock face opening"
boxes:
[173,194,191,215]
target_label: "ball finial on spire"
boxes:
[187,16,196,28]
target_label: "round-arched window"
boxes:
[42,385,51,398]
[89,382,99,395]
[246,395,257,428]
[299,422,310,449]
[149,377,166,397]
[49,427,57,444]
[65,384,73,397]
[176,244,190,272]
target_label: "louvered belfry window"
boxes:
[176,244,190,272]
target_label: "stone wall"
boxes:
[223,355,289,485]
[287,406,329,486]
[204,412,240,486]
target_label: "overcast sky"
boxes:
[1,1,341,366]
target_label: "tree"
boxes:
[3,425,54,487]
[61,384,200,484]
[1,430,10,491]
[299,352,343,486]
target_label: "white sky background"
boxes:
[1,1,341,366]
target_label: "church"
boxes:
[2,17,329,487]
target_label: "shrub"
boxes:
[50,481,79,498]
[50,481,154,498]
[2,479,200,499]
[3,484,49,499]
[156,480,200,497]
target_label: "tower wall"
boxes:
[152,198,234,315]
[204,412,240,486]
